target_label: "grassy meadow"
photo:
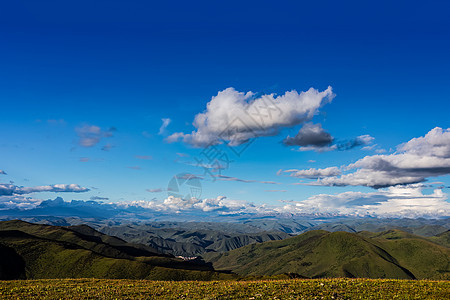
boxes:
[0,278,449,299]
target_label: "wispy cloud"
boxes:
[47,119,66,126]
[0,183,90,196]
[127,166,141,170]
[176,152,190,157]
[334,135,375,151]
[179,160,227,172]
[135,155,152,160]
[76,125,116,148]
[142,131,152,138]
[158,118,171,135]
[282,167,341,179]
[101,143,114,151]
[175,173,203,180]
[146,188,163,193]
[215,175,279,184]
[90,196,109,201]
[0,170,6,175]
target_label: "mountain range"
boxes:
[1,215,448,256]
[0,219,448,280]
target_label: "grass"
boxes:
[0,278,448,299]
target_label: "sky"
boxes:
[1,1,450,218]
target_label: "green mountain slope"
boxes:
[428,230,450,248]
[206,230,450,280]
[365,230,450,279]
[0,220,163,259]
[0,220,235,280]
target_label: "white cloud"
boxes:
[0,183,90,196]
[398,127,450,157]
[278,184,450,218]
[158,118,171,135]
[0,195,43,210]
[290,127,450,188]
[283,167,341,179]
[167,87,335,147]
[122,184,449,218]
[125,195,251,213]
[1,186,447,218]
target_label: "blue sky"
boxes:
[1,1,450,217]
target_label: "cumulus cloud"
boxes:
[76,125,116,147]
[300,127,450,188]
[124,183,449,218]
[159,118,171,135]
[125,195,254,214]
[283,167,341,179]
[0,183,90,196]
[284,122,374,152]
[0,195,43,210]
[0,170,6,175]
[167,87,335,147]
[283,123,333,147]
[277,184,450,218]
[1,187,447,218]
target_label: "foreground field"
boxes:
[0,278,449,299]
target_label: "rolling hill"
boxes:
[0,220,235,280]
[205,230,450,280]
